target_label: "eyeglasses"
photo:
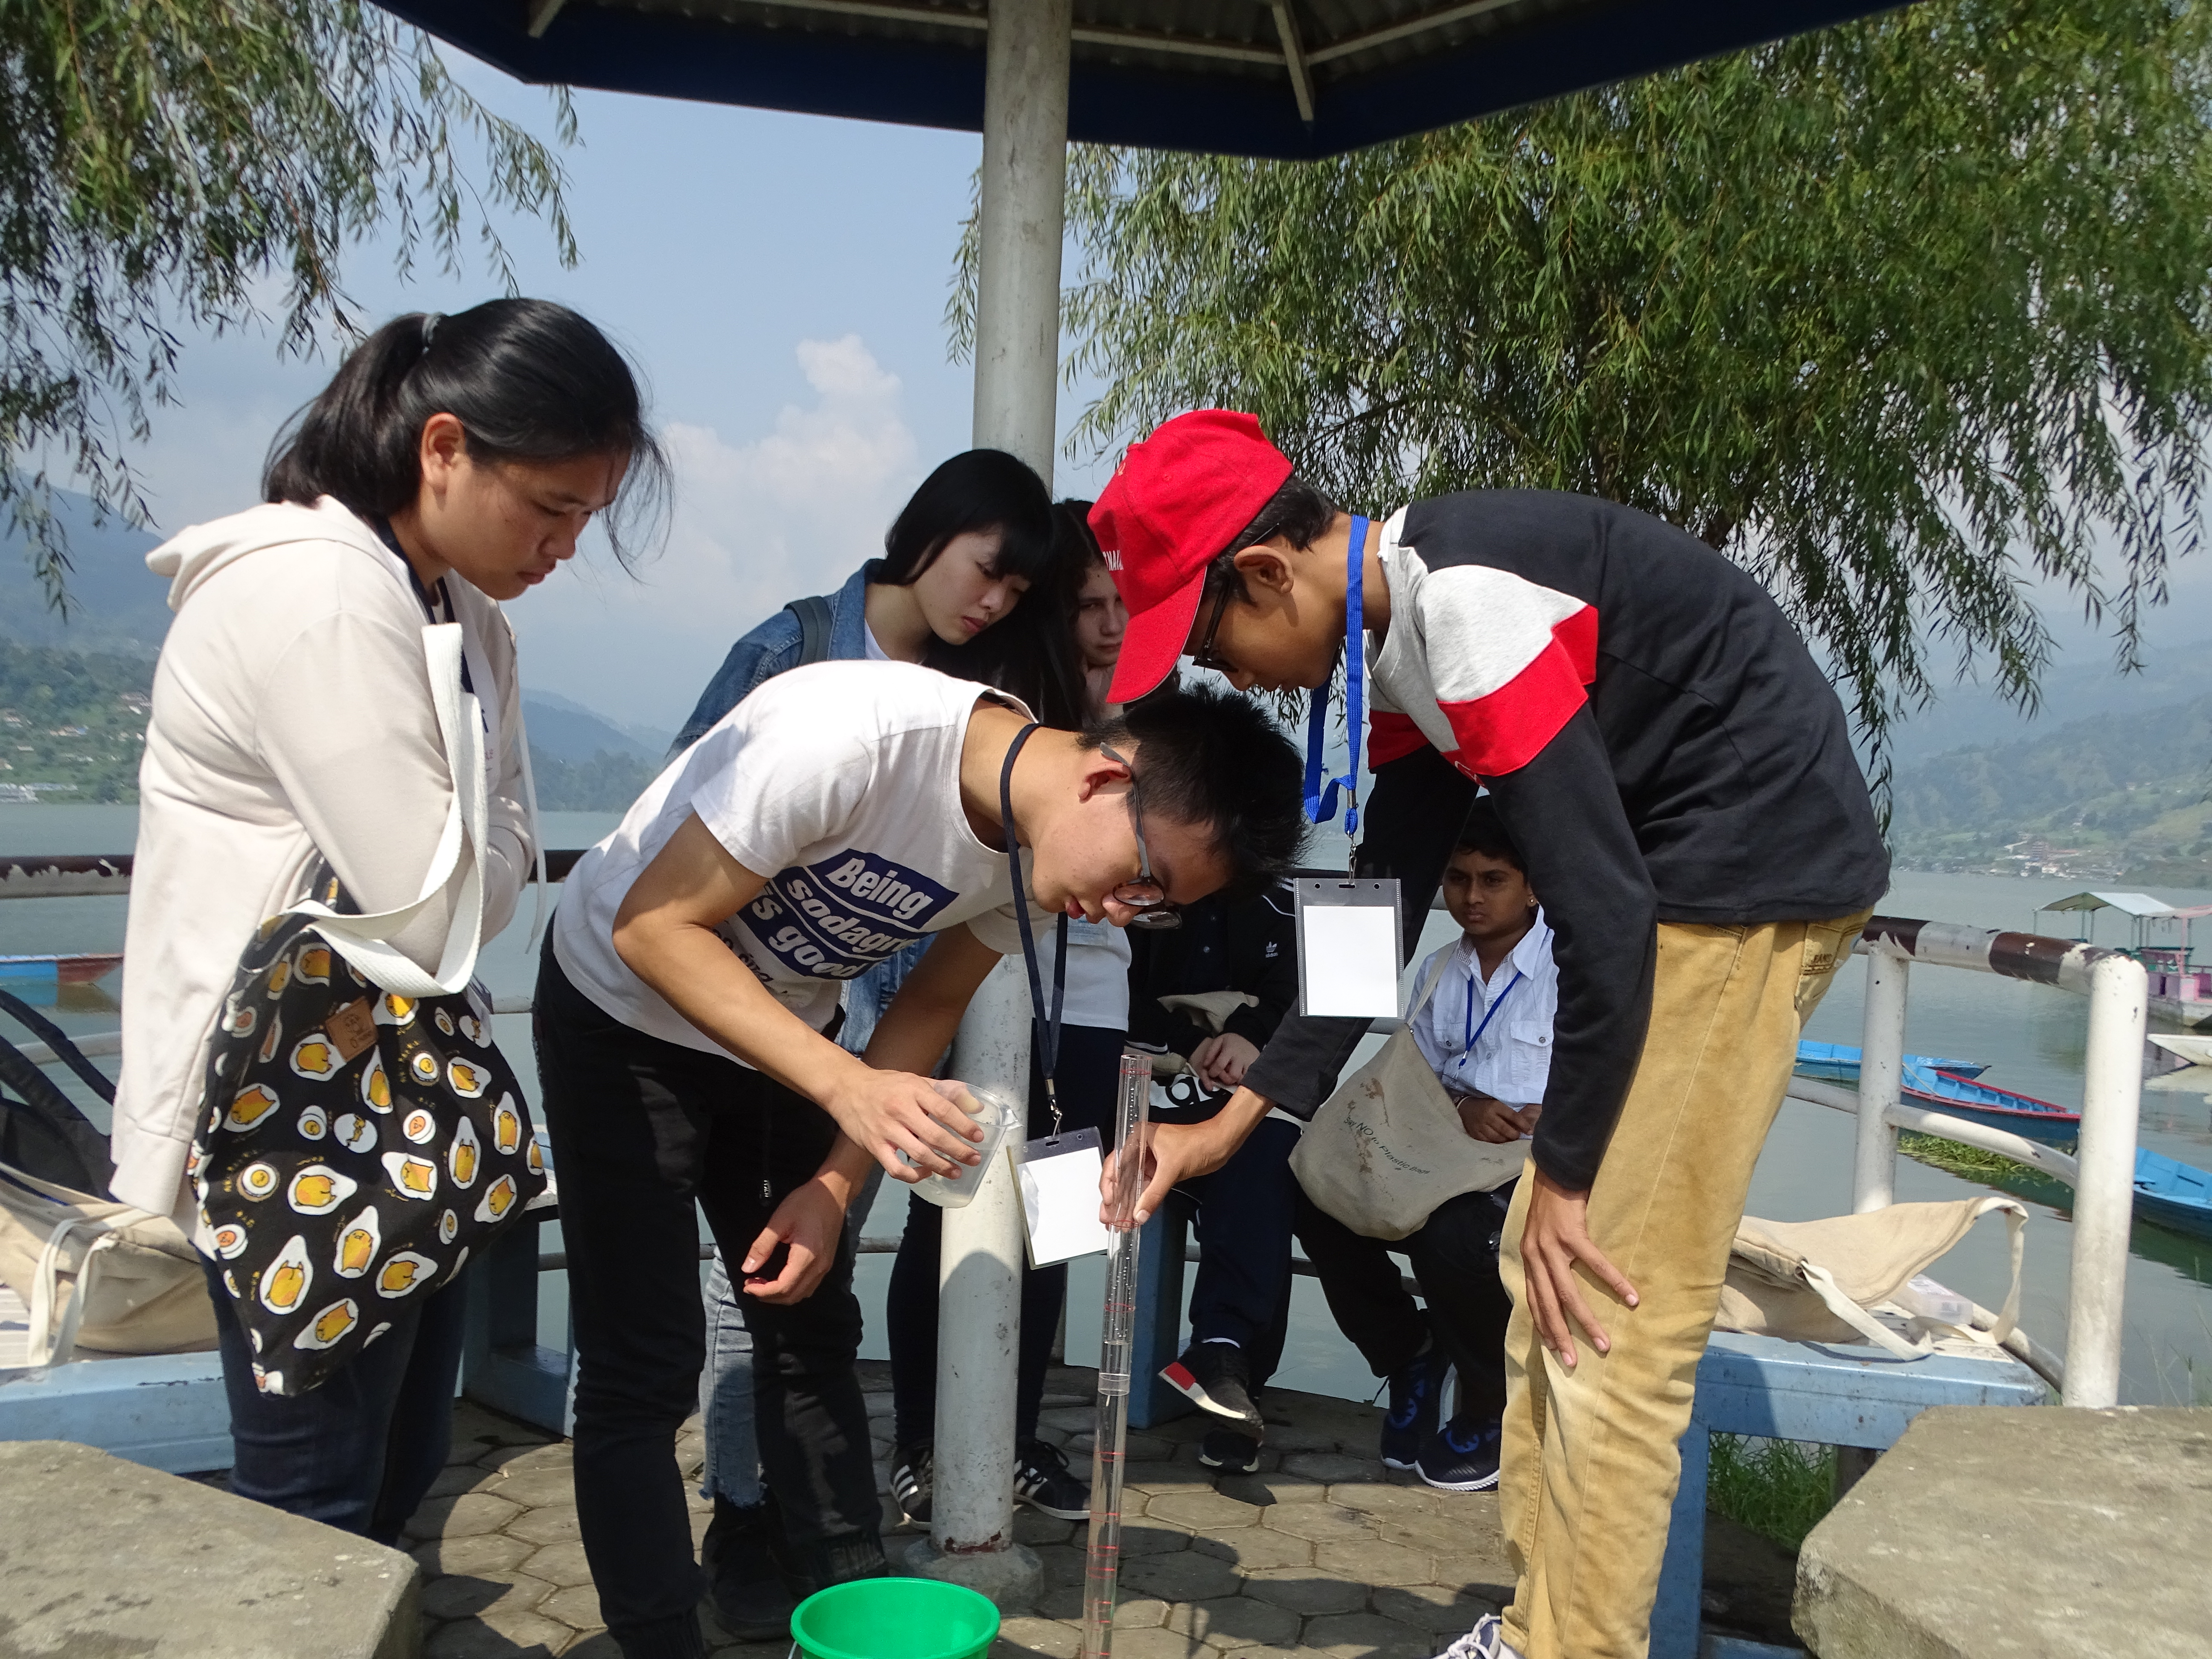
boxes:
[1100,744,1182,930]
[1190,579,1234,675]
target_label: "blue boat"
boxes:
[1897,1062,2082,1144]
[2133,1147,2212,1242]
[1794,1039,1990,1083]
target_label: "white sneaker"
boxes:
[1435,1614,1519,1659]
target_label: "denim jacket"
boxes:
[670,561,879,753]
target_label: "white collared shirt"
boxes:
[1410,911,1557,1104]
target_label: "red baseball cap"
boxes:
[1088,410,1293,702]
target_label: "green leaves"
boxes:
[2,0,576,605]
[1046,0,2212,781]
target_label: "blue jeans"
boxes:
[202,1256,469,1545]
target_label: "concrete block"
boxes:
[0,1439,420,1658]
[1795,1406,2212,1659]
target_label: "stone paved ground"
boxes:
[410,1362,1796,1657]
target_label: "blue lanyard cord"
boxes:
[1001,722,1069,1128]
[1463,966,1524,1054]
[1302,515,1371,865]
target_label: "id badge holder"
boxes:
[1294,876,1403,1019]
[1013,1127,1110,1268]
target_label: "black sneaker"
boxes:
[890,1443,933,1526]
[1416,1416,1502,1493]
[1013,1438,1090,1521]
[1379,1342,1451,1470]
[1160,1342,1260,1426]
[700,1495,795,1641]
[1198,1428,1262,1474]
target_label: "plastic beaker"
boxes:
[790,1575,999,1659]
[900,1081,1018,1208]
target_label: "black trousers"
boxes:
[1175,1113,1301,1389]
[887,1022,1124,1450]
[1293,1181,1517,1425]
[534,946,882,1659]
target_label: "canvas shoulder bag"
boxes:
[1715,1196,2026,1359]
[0,1160,215,1365]
[1290,949,1527,1241]
[189,619,546,1397]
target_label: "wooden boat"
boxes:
[1898,1062,2081,1145]
[2133,1147,2212,1242]
[0,953,124,988]
[1794,1039,1988,1083]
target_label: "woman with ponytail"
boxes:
[111,298,664,1542]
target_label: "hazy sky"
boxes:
[89,41,2210,738]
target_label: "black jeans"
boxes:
[887,1022,1123,1450]
[535,946,882,1659]
[203,1256,467,1545]
[1293,1181,1517,1425]
[1174,1112,1300,1389]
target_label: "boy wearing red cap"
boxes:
[1091,411,1886,1659]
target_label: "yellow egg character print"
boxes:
[446,1058,489,1099]
[238,1162,280,1201]
[212,1223,250,1260]
[492,1098,522,1155]
[333,1112,377,1154]
[332,1205,382,1278]
[473,1174,518,1225]
[527,1136,545,1176]
[294,1298,359,1350]
[457,1014,486,1047]
[438,1209,459,1245]
[402,1108,437,1146]
[376,992,416,1027]
[223,999,257,1038]
[289,1036,341,1081]
[296,1105,329,1141]
[376,1251,439,1299]
[448,1117,481,1189]
[257,1013,285,1065]
[360,1057,392,1115]
[225,1083,281,1133]
[264,959,291,1000]
[286,1164,356,1216]
[295,944,332,985]
[258,1235,312,1314]
[410,1051,439,1085]
[434,1007,456,1037]
[381,1152,437,1199]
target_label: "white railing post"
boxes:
[2063,953,2146,1407]
[1854,948,1909,1213]
[906,956,1042,1605]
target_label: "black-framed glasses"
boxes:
[1100,743,1182,929]
[1190,578,1235,675]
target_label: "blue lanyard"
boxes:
[1303,515,1371,858]
[1463,966,1524,1054]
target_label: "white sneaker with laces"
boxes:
[1434,1614,1519,1659]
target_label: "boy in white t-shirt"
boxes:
[1296,800,1554,1494]
[536,660,1304,1659]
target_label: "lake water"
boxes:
[6,804,2209,1406]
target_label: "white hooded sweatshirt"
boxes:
[111,497,533,1234]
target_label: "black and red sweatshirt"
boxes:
[1243,490,1889,1190]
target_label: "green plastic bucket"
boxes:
[790,1576,1001,1659]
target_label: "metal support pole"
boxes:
[2064,953,2146,1408]
[1853,949,1909,1213]
[906,956,1043,1606]
[971,0,1071,483]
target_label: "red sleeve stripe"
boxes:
[1366,709,1430,767]
[1436,607,1597,776]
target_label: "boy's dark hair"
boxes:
[1455,797,1526,874]
[1201,471,1339,606]
[1081,682,1307,898]
[265,299,667,565]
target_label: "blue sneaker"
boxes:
[1416,1415,1503,1492]
[1379,1343,1450,1470]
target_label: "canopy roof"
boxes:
[383,0,1902,159]
[2040,892,2211,920]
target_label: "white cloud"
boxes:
[509,334,921,729]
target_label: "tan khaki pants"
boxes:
[1496,912,1869,1659]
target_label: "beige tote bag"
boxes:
[1290,953,1527,1241]
[1716,1196,2026,1359]
[0,1161,215,1365]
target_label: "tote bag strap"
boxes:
[26,1210,122,1367]
[1406,946,1458,1022]
[287,622,489,998]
